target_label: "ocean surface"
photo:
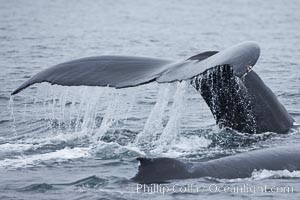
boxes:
[0,0,300,199]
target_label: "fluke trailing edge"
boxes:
[132,145,300,183]
[11,42,294,134]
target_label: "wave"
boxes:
[0,147,91,169]
[18,183,54,193]
[56,175,108,188]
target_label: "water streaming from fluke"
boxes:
[134,83,175,146]
[9,72,256,161]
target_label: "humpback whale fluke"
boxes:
[11,41,294,134]
[133,145,300,183]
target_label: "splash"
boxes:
[7,79,219,167]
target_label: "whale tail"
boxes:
[191,64,257,133]
[11,42,294,134]
[132,157,191,183]
[11,51,220,96]
[191,64,294,134]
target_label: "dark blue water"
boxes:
[0,0,300,199]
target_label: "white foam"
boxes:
[216,169,300,183]
[0,147,91,168]
[152,135,211,157]
[0,143,34,152]
[92,141,146,158]
[251,169,300,180]
[18,130,89,147]
[173,135,212,151]
[123,144,146,156]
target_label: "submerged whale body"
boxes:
[132,145,300,183]
[11,41,294,134]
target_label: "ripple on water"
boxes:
[18,183,54,193]
[19,176,109,193]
